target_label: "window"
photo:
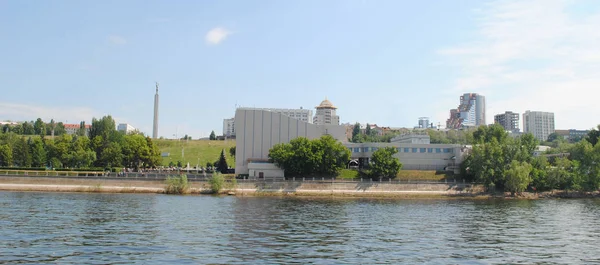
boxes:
[404,148,410,153]
[371,147,378,152]
[363,147,369,152]
[428,148,433,153]
[397,147,402,152]
[420,148,426,153]
[412,148,418,153]
[349,147,353,152]
[354,147,360,153]
[444,148,453,153]
[436,148,441,153]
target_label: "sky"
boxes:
[1,0,600,139]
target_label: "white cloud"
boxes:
[0,102,102,124]
[437,0,600,129]
[107,35,127,45]
[205,27,232,45]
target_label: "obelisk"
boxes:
[152,82,159,139]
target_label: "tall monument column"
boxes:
[152,82,159,139]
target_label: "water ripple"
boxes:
[1,192,600,264]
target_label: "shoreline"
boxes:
[0,176,598,199]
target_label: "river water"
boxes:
[1,192,599,264]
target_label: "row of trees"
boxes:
[2,118,70,136]
[0,116,162,169]
[461,124,600,193]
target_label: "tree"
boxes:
[54,122,66,136]
[586,125,600,147]
[365,124,372,137]
[209,131,216,140]
[0,144,13,166]
[547,132,563,142]
[29,137,47,167]
[22,122,35,135]
[216,149,228,173]
[370,147,402,179]
[34,118,45,135]
[11,125,22,135]
[12,137,32,167]
[229,146,236,159]
[351,123,361,142]
[268,135,350,177]
[504,160,533,195]
[77,121,86,136]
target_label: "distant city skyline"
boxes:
[1,0,599,138]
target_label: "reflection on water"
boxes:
[1,192,599,264]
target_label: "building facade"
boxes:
[494,111,520,132]
[313,98,340,125]
[523,111,555,141]
[117,123,136,134]
[446,93,486,129]
[234,108,347,175]
[64,124,91,136]
[223,118,235,137]
[346,142,468,173]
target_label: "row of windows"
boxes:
[348,147,454,154]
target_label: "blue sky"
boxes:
[1,0,599,138]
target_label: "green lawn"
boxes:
[155,139,236,167]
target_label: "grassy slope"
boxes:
[155,139,236,167]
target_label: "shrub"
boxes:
[164,174,190,194]
[209,172,224,194]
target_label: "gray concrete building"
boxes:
[234,108,347,175]
[494,111,520,132]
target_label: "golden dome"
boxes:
[316,98,337,109]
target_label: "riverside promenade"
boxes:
[0,174,485,197]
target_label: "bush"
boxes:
[164,174,190,194]
[209,172,224,194]
[0,167,46,171]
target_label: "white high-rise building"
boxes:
[313,98,340,125]
[223,118,235,137]
[523,111,555,141]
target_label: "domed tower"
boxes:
[313,98,340,125]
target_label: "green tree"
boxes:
[22,122,35,135]
[13,137,32,167]
[11,125,22,135]
[54,122,66,136]
[229,146,236,159]
[370,147,402,179]
[547,132,563,142]
[585,125,600,147]
[99,142,123,168]
[34,118,45,135]
[365,124,372,137]
[216,149,228,173]
[269,136,350,177]
[0,144,13,166]
[209,130,216,140]
[77,121,87,136]
[122,134,151,169]
[316,135,351,175]
[29,137,47,167]
[351,123,361,142]
[504,160,533,195]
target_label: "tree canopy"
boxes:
[370,147,402,179]
[268,135,350,177]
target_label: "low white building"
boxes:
[64,124,91,136]
[117,123,136,134]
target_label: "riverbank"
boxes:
[0,176,485,198]
[1,176,597,199]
